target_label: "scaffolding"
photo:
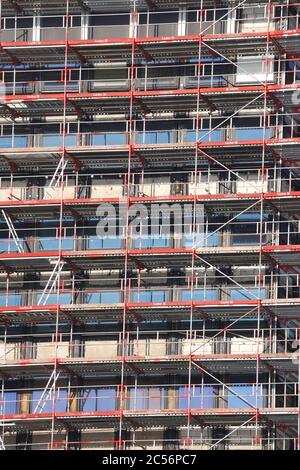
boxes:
[0,0,299,450]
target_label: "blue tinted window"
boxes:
[178,386,214,408]
[42,135,62,147]
[4,391,17,414]
[81,388,116,412]
[228,385,263,408]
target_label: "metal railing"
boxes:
[0,327,298,361]
[0,3,296,43]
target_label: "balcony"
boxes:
[0,5,287,44]
[0,327,297,362]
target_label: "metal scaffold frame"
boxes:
[0,0,299,451]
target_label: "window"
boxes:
[32,389,68,413]
[178,385,214,408]
[42,135,62,147]
[228,384,263,408]
[233,116,271,141]
[127,387,164,411]
[80,388,116,412]
[132,290,167,303]
[17,17,33,29]
[1,292,22,307]
[94,66,127,81]
[90,14,129,26]
[231,288,265,301]
[236,55,274,84]
[140,12,178,25]
[242,6,265,20]
[3,391,17,414]
[2,18,14,29]
[41,16,63,28]
[70,16,81,27]
[16,340,37,360]
[91,64,129,92]
[182,289,217,301]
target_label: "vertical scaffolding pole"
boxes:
[255,0,272,448]
[187,2,204,446]
[118,0,137,449]
[49,0,70,449]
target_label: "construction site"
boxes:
[0,0,299,451]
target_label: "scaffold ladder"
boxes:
[80,388,92,410]
[0,435,5,451]
[45,156,69,198]
[38,259,65,306]
[1,209,24,253]
[33,370,60,414]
